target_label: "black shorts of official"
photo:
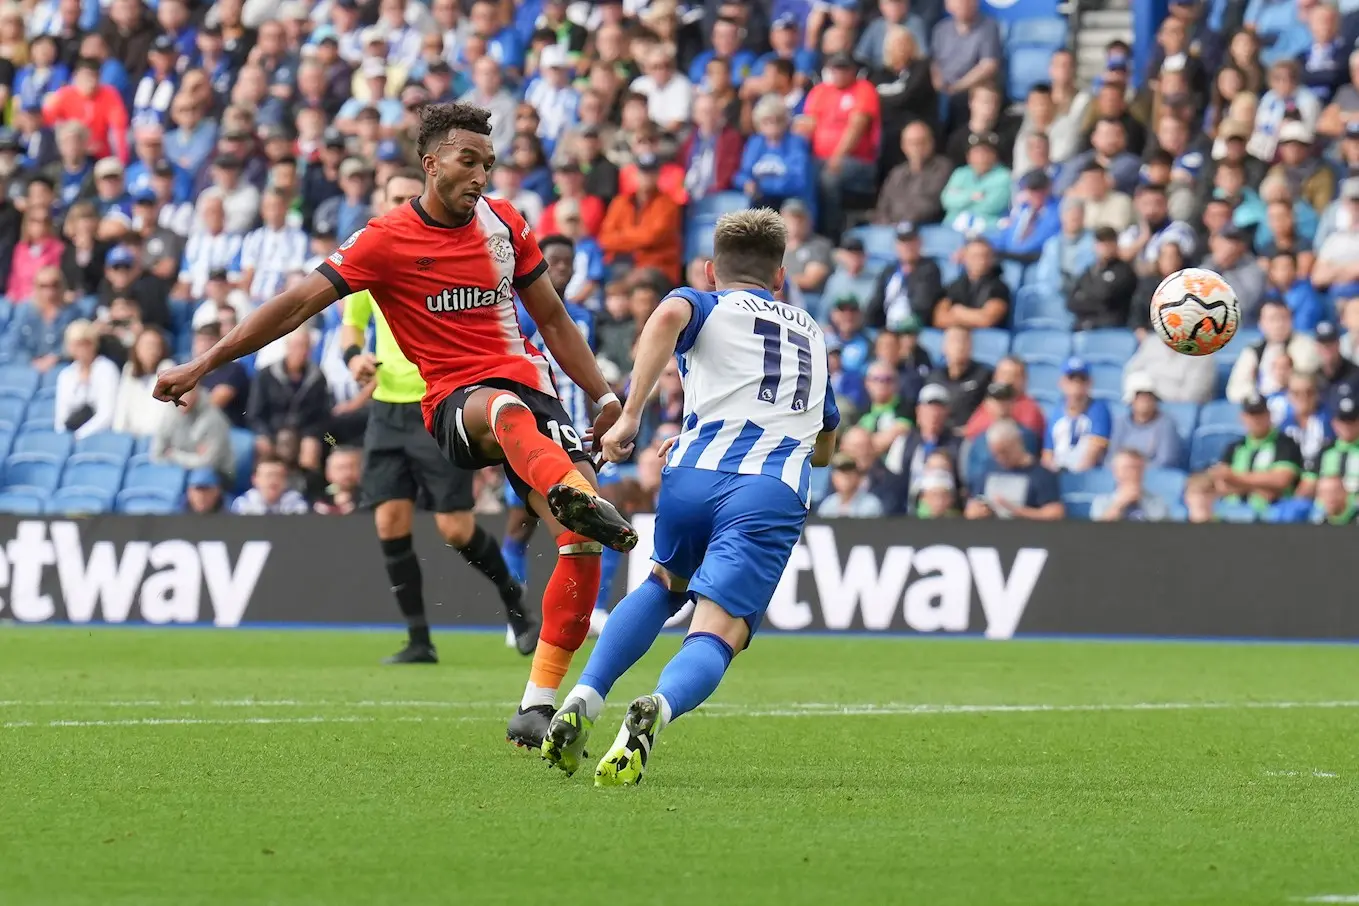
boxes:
[431,378,593,504]
[360,400,475,513]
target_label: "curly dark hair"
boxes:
[416,102,493,157]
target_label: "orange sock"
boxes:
[487,392,593,499]
[521,531,602,710]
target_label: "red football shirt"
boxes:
[316,196,555,429]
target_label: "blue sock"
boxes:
[594,547,622,612]
[579,574,681,697]
[501,536,528,585]
[655,632,734,722]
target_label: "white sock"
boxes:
[563,684,605,722]
[521,681,557,710]
[657,693,673,729]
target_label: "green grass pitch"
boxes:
[2,627,1358,906]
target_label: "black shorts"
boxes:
[361,400,474,513]
[431,378,592,503]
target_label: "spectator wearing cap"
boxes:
[929,0,1002,127]
[99,243,170,331]
[1251,62,1321,162]
[179,190,245,301]
[817,453,886,518]
[164,91,218,178]
[1205,225,1267,324]
[928,325,992,427]
[1110,373,1185,469]
[1118,183,1198,277]
[1054,119,1142,197]
[1066,225,1137,330]
[1305,392,1359,502]
[736,96,814,215]
[965,419,1064,521]
[827,297,875,380]
[8,207,65,303]
[1261,252,1325,332]
[865,222,943,331]
[15,35,70,115]
[184,468,227,515]
[237,188,309,304]
[780,200,834,310]
[940,131,1010,232]
[458,56,517,158]
[330,158,375,244]
[686,16,757,88]
[680,92,744,202]
[888,383,961,509]
[44,58,129,163]
[987,170,1060,266]
[964,357,1045,441]
[13,96,57,172]
[631,43,695,134]
[1091,449,1171,522]
[1228,299,1321,402]
[874,121,953,227]
[934,237,1009,329]
[1213,394,1305,513]
[598,152,682,283]
[748,15,817,98]
[0,266,74,370]
[525,44,581,145]
[1314,320,1359,405]
[1043,357,1112,473]
[961,378,1041,485]
[819,236,877,318]
[1034,199,1095,297]
[1266,121,1334,214]
[797,52,881,237]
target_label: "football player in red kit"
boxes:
[154,103,637,748]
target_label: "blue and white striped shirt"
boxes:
[664,287,840,507]
[237,224,310,301]
[180,229,244,298]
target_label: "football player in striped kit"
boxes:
[540,209,839,785]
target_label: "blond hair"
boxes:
[712,209,788,287]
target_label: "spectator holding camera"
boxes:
[53,319,118,438]
[965,419,1064,520]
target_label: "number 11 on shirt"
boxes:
[753,318,812,412]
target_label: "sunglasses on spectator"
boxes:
[867,374,895,383]
[35,280,61,289]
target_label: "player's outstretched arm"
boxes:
[600,296,692,463]
[153,270,341,406]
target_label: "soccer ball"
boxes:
[1149,267,1240,357]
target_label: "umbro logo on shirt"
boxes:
[415,257,435,270]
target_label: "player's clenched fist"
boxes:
[598,405,638,464]
[153,361,206,407]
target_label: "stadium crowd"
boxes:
[0,0,1356,524]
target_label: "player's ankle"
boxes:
[557,469,595,496]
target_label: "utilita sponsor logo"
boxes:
[626,519,1044,639]
[425,277,512,314]
[0,522,269,626]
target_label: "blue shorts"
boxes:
[651,466,807,636]
[504,483,527,509]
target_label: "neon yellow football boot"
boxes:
[594,694,663,787]
[541,699,593,776]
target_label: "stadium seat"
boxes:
[0,489,45,514]
[1001,260,1025,295]
[2,453,62,493]
[1214,500,1258,523]
[1143,468,1188,504]
[1073,329,1138,365]
[1029,388,1060,407]
[23,396,55,430]
[1197,399,1240,431]
[918,327,944,363]
[75,432,136,461]
[1059,469,1116,497]
[1060,495,1094,520]
[123,461,187,499]
[689,191,750,219]
[1007,46,1052,101]
[46,488,113,514]
[37,367,61,391]
[971,328,1011,365]
[1027,362,1061,397]
[918,225,962,262]
[1011,329,1071,365]
[61,456,126,497]
[1013,286,1074,331]
[685,217,717,259]
[0,429,12,460]
[0,365,39,399]
[1089,364,1123,400]
[0,395,26,426]
[116,490,180,514]
[1160,402,1200,449]
[1167,502,1189,522]
[12,430,72,460]
[133,435,154,455]
[1006,16,1068,48]
[844,224,897,264]
[0,299,11,333]
[1189,427,1244,472]
[230,428,255,494]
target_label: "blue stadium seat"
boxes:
[1013,286,1074,331]
[116,490,180,514]
[229,428,255,494]
[61,456,126,497]
[75,432,136,461]
[1007,46,1053,101]
[2,453,62,493]
[1143,468,1188,503]
[12,430,72,460]
[1089,363,1123,400]
[971,328,1011,365]
[1197,399,1240,431]
[0,299,11,333]
[1214,500,1258,523]
[0,396,25,426]
[685,217,717,259]
[134,435,154,455]
[1189,427,1244,472]
[1073,329,1138,365]
[1011,329,1071,365]
[918,224,962,261]
[1167,502,1189,522]
[0,489,45,514]
[46,488,113,514]
[844,224,897,264]
[23,396,55,430]
[123,461,187,499]
[170,298,195,335]
[1029,388,1060,407]
[1062,496,1093,520]
[1006,16,1068,48]
[0,429,12,460]
[1027,362,1062,397]
[918,327,944,363]
[689,191,749,219]
[0,365,39,399]
[1160,401,1200,448]
[1001,260,1025,295]
[37,367,61,391]
[1059,470,1116,497]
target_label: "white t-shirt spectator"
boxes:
[231,487,310,514]
[54,356,120,438]
[630,72,695,127]
[112,358,174,437]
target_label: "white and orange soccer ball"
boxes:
[1149,267,1240,356]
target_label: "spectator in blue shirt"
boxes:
[164,93,218,177]
[1043,357,1113,473]
[469,0,526,76]
[1054,118,1143,196]
[1298,4,1349,102]
[1263,251,1327,331]
[1247,0,1311,66]
[966,418,1065,520]
[0,266,77,371]
[13,105,57,174]
[689,17,758,87]
[1280,371,1334,470]
[737,96,814,214]
[14,35,70,113]
[124,124,193,205]
[751,15,818,87]
[1034,198,1096,296]
[91,157,134,234]
[988,169,1062,265]
[857,0,930,64]
[45,122,94,214]
[827,298,874,381]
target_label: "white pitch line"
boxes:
[0,715,488,729]
[1295,896,1359,903]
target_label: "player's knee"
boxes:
[485,390,531,431]
[436,511,475,548]
[374,500,413,539]
[689,597,749,655]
